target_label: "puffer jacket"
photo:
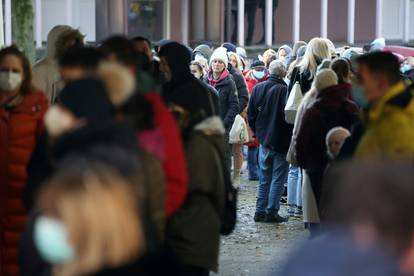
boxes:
[356,82,414,159]
[0,90,48,276]
[166,117,225,273]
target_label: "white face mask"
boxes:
[0,71,22,92]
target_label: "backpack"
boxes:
[211,141,238,236]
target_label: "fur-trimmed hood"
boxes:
[194,116,225,137]
[193,116,226,156]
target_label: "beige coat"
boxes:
[32,25,72,103]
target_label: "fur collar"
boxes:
[194,116,225,136]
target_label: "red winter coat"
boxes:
[0,90,48,276]
[141,93,188,217]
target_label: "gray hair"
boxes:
[269,60,286,78]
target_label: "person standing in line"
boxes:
[244,60,268,181]
[206,47,239,171]
[295,69,359,236]
[248,60,293,223]
[0,46,48,276]
[222,43,249,182]
[32,25,84,103]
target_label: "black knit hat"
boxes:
[251,60,265,68]
[57,78,115,122]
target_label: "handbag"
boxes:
[284,81,303,124]
[229,114,249,144]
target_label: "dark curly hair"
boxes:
[0,45,33,95]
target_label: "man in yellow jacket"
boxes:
[355,52,414,159]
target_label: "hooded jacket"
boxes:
[296,84,359,172]
[0,90,48,276]
[32,26,83,103]
[248,75,293,154]
[206,70,239,131]
[160,42,219,117]
[166,117,225,272]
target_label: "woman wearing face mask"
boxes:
[0,46,48,276]
[243,60,268,181]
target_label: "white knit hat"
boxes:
[314,69,338,92]
[209,47,228,68]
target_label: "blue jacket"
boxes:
[248,75,293,154]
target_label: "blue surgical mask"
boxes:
[34,216,75,264]
[253,70,266,80]
[401,64,412,74]
[351,85,369,108]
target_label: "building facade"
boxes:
[2,0,414,47]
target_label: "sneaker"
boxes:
[264,214,289,223]
[254,212,266,222]
[287,205,296,217]
[280,197,287,205]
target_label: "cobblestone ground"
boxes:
[215,174,308,276]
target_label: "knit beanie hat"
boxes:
[251,60,265,68]
[222,42,237,53]
[314,69,338,92]
[193,44,213,61]
[210,47,229,67]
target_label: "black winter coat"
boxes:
[289,66,314,94]
[248,75,293,154]
[228,64,249,112]
[206,74,239,131]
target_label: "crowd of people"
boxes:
[1,23,414,276]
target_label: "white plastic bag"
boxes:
[284,81,303,124]
[229,115,249,144]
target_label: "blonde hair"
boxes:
[228,52,242,71]
[38,163,145,276]
[298,37,331,80]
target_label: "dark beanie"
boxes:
[222,42,237,53]
[251,60,265,68]
[57,78,115,122]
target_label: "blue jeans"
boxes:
[256,146,289,216]
[247,147,259,180]
[287,165,302,207]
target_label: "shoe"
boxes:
[294,207,303,217]
[280,197,287,205]
[254,212,266,222]
[287,205,295,217]
[248,177,259,181]
[264,214,289,223]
